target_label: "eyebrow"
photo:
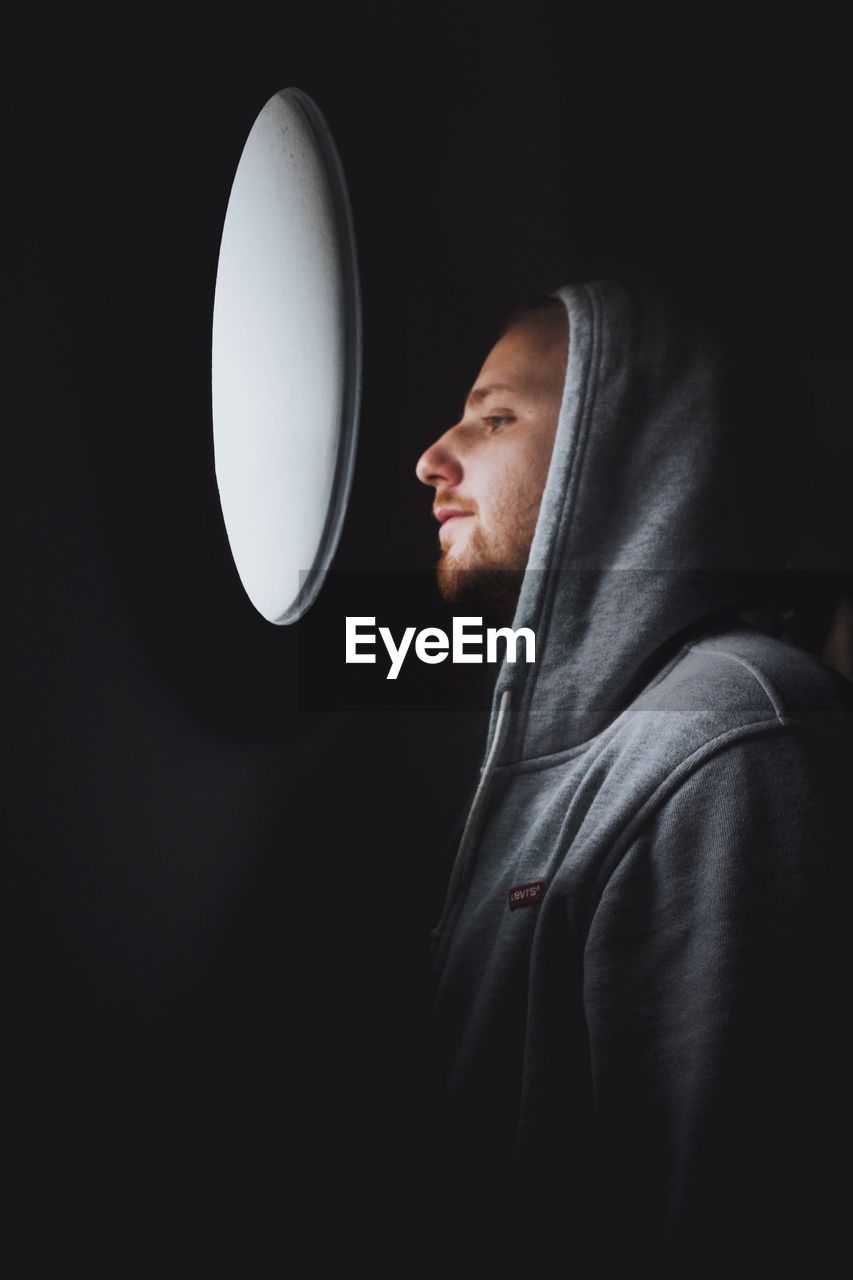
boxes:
[465,382,517,408]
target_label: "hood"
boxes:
[487,280,803,763]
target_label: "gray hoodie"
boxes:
[428,282,852,1261]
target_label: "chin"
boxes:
[435,555,524,629]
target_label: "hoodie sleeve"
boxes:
[581,723,848,1260]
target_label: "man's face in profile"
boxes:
[415,307,569,625]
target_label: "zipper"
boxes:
[429,687,513,972]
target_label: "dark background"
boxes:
[3,2,851,1245]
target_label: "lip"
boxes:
[437,512,472,540]
[435,508,473,525]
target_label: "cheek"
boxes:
[519,434,555,509]
[484,449,547,526]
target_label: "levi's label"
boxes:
[508,880,546,911]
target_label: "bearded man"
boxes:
[414,282,852,1265]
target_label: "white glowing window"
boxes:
[212,87,361,624]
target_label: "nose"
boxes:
[415,427,464,489]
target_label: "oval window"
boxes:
[212,87,361,624]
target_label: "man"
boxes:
[416,295,569,627]
[414,281,851,1263]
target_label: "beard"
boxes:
[435,547,525,629]
[434,504,536,627]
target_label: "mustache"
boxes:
[432,493,478,518]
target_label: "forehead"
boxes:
[466,316,568,407]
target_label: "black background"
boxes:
[3,2,851,1249]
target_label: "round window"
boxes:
[212,87,361,624]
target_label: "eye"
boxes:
[484,414,515,432]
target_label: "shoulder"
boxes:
[686,626,853,727]
[633,624,853,740]
[599,625,853,844]
[591,641,852,921]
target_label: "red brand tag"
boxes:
[508,880,546,911]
